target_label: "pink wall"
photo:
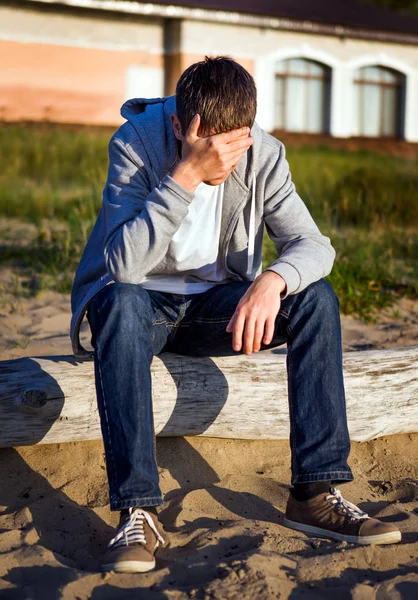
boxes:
[0,40,163,125]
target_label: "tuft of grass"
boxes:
[285,146,418,229]
[0,214,96,296]
[0,124,108,223]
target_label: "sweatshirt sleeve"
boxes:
[263,142,335,296]
[103,136,194,283]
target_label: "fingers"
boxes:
[223,149,250,170]
[253,320,265,353]
[241,317,272,355]
[223,136,253,155]
[229,314,275,355]
[263,317,275,346]
[226,313,235,332]
[188,119,250,144]
[220,142,253,174]
[232,313,245,352]
[186,114,201,141]
[243,317,255,355]
[214,126,251,144]
[225,275,283,355]
[210,150,249,183]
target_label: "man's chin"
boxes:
[203,175,230,186]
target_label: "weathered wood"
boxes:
[0,346,417,447]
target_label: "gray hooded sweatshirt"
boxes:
[70,95,335,359]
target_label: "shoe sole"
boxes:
[283,518,402,545]
[102,558,156,573]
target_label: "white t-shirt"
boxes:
[139,181,230,294]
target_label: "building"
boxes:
[1,0,418,140]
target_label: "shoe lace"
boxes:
[108,508,165,549]
[326,488,370,522]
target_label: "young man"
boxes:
[70,56,401,573]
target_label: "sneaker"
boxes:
[284,487,401,545]
[102,507,167,573]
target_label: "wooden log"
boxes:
[0,346,417,447]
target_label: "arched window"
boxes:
[274,58,331,134]
[353,66,404,138]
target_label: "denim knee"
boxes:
[302,279,340,313]
[87,283,153,340]
[92,282,151,315]
[283,278,341,336]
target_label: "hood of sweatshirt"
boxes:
[120,96,180,186]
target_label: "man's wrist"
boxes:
[261,270,287,295]
[171,160,202,192]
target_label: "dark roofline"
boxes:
[19,0,418,45]
[153,0,418,39]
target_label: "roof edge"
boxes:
[18,0,418,46]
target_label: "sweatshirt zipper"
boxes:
[221,171,256,279]
[246,171,256,276]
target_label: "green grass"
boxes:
[284,145,418,229]
[1,124,418,319]
[0,124,107,222]
[263,227,418,320]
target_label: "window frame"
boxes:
[274,58,331,134]
[353,65,404,138]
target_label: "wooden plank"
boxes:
[0,346,417,447]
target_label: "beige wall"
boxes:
[0,6,163,52]
[181,19,418,67]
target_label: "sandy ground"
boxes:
[0,289,417,599]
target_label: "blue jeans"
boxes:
[86,278,353,511]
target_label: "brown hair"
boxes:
[175,56,257,136]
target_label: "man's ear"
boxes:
[170,114,184,141]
